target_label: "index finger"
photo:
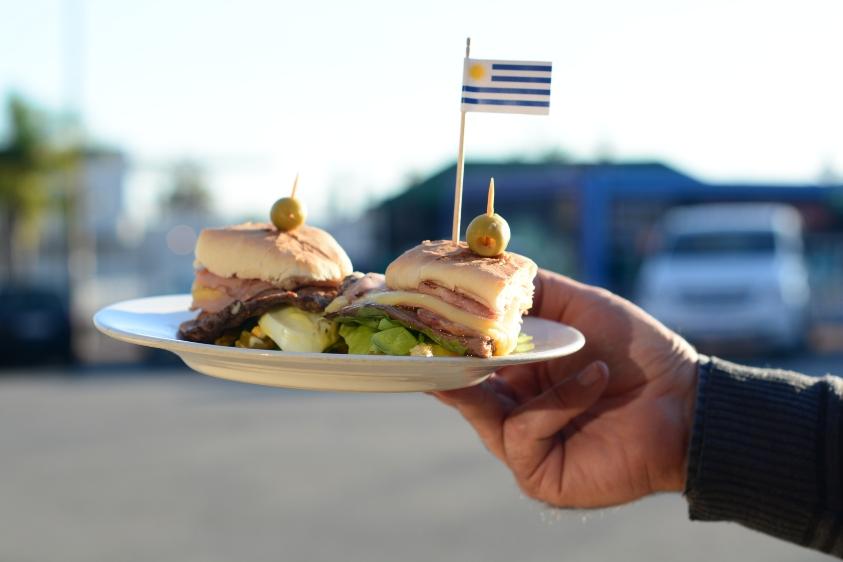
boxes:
[432,379,515,461]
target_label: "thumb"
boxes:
[502,361,609,475]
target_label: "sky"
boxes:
[2,0,843,225]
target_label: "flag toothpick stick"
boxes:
[451,37,471,243]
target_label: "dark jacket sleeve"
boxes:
[684,355,843,556]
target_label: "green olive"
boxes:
[466,213,510,257]
[270,197,306,231]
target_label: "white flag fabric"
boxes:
[461,58,552,115]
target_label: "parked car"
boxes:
[0,286,73,366]
[637,203,810,352]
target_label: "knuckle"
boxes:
[503,415,530,440]
[589,286,614,301]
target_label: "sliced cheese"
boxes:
[191,284,225,303]
[362,291,494,332]
[359,291,523,355]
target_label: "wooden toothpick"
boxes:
[291,173,300,198]
[486,177,495,216]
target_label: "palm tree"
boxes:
[0,94,78,282]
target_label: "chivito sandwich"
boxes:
[178,222,353,352]
[328,178,536,358]
[327,239,537,357]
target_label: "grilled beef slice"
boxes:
[178,286,337,344]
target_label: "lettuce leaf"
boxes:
[338,324,379,355]
[333,305,533,357]
[371,326,418,355]
[332,306,468,356]
[333,306,468,355]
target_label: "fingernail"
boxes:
[577,364,604,386]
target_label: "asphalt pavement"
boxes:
[1,355,840,562]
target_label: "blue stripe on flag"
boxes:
[491,75,552,84]
[462,97,550,108]
[491,63,552,72]
[463,85,550,96]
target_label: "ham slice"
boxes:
[191,269,277,313]
[416,281,496,319]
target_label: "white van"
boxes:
[637,203,810,350]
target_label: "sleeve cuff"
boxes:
[684,355,843,554]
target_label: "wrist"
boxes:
[675,354,703,491]
[654,348,700,493]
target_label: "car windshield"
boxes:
[668,231,777,256]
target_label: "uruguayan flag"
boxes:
[461,58,552,115]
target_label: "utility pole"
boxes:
[63,0,96,360]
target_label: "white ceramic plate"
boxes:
[93,295,585,393]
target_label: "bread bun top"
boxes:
[385,240,537,313]
[194,222,353,288]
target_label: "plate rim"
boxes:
[93,294,585,366]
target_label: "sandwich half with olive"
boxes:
[179,177,353,352]
[327,179,537,357]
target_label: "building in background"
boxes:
[1,147,225,364]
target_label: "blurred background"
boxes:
[1,0,841,560]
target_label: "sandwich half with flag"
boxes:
[461,58,552,115]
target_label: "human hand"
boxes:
[433,269,698,508]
